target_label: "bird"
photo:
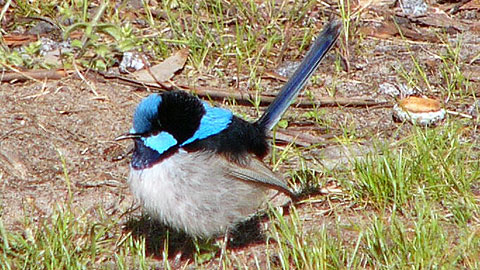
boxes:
[117,20,342,238]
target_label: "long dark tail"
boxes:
[256,20,342,131]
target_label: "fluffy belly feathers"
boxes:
[128,151,268,237]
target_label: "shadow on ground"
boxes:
[124,214,267,260]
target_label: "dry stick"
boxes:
[0,63,48,83]
[73,61,99,96]
[97,71,391,108]
[0,67,390,108]
[179,84,391,108]
[0,69,67,82]
[0,0,11,26]
[0,11,10,51]
[446,110,473,119]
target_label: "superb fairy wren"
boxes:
[117,20,341,238]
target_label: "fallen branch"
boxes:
[186,85,390,107]
[0,69,68,82]
[0,68,390,108]
[97,71,391,108]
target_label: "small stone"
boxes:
[467,100,480,117]
[119,51,148,73]
[398,84,418,97]
[400,0,428,16]
[276,61,301,78]
[378,83,417,97]
[378,82,400,97]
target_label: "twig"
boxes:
[96,71,391,108]
[0,0,11,27]
[446,110,474,119]
[73,61,99,96]
[0,68,67,82]
[0,63,44,83]
[181,84,391,108]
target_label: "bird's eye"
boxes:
[147,130,163,137]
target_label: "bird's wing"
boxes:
[218,156,294,197]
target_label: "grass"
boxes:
[352,122,479,209]
[6,122,477,269]
[0,205,151,269]
[1,0,480,269]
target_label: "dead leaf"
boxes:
[132,48,189,84]
[359,19,439,42]
[359,22,399,39]
[403,7,467,31]
[357,0,390,8]
[44,49,63,67]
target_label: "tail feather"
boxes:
[256,19,342,131]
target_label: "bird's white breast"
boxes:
[128,150,268,237]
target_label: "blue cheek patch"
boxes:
[142,131,178,154]
[181,102,232,146]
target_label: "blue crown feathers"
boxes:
[133,94,162,134]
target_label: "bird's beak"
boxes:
[115,133,141,141]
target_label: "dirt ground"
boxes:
[0,78,136,228]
